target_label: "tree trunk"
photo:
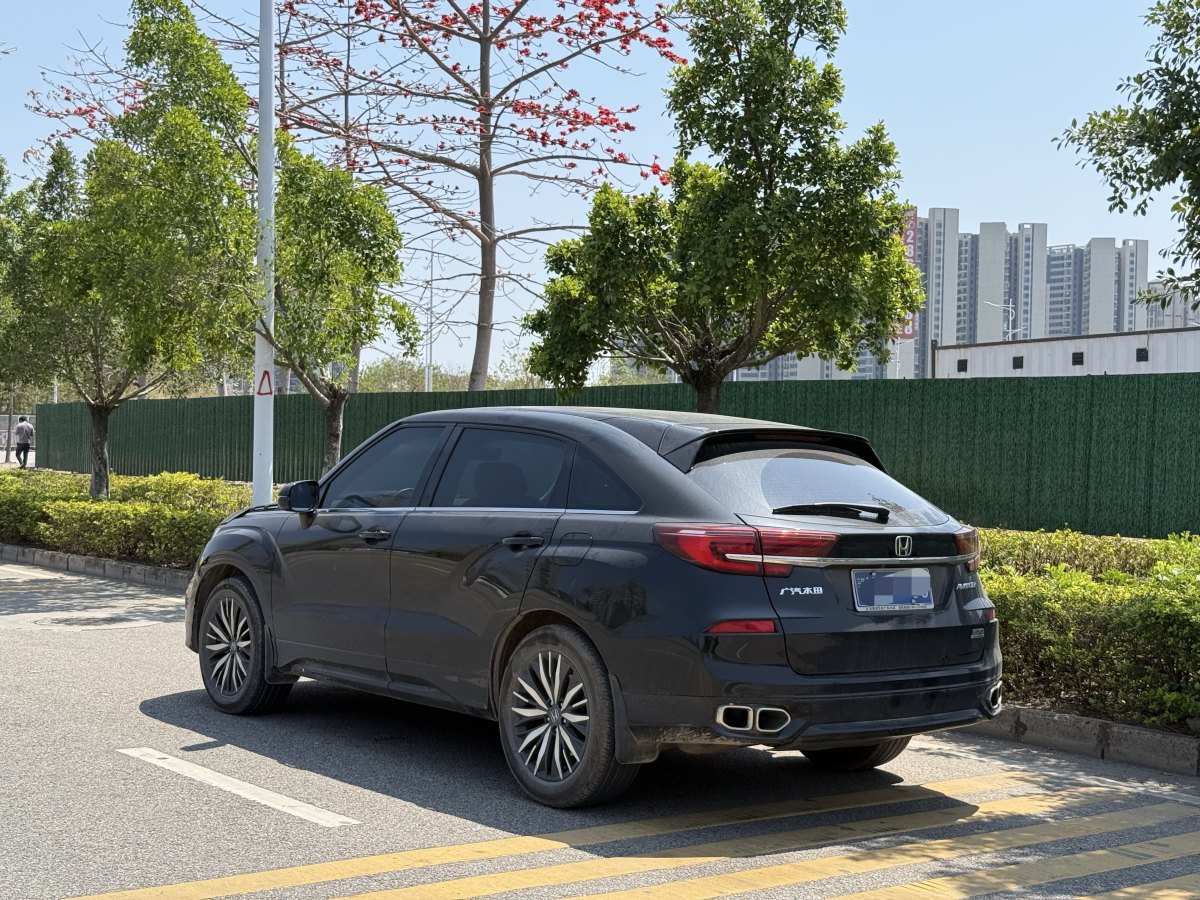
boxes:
[88,403,113,499]
[349,345,362,394]
[469,24,496,392]
[321,391,349,475]
[693,378,724,415]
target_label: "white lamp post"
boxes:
[252,0,276,505]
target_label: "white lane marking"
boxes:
[118,747,360,828]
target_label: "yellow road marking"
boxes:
[575,802,1197,900]
[72,772,1035,900]
[1081,874,1200,899]
[337,786,1126,899]
[839,830,1200,898]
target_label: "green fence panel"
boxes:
[34,374,1200,538]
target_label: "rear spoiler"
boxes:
[659,427,886,473]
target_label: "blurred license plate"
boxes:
[852,568,934,612]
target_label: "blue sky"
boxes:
[0,1,1179,367]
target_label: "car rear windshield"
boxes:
[688,446,948,526]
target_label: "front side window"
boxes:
[432,428,569,509]
[322,426,445,509]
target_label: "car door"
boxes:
[386,426,570,712]
[272,424,449,676]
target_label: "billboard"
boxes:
[899,207,918,340]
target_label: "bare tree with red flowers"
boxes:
[205,0,682,389]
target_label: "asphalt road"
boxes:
[3,560,1200,900]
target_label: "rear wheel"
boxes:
[801,736,911,772]
[499,625,639,807]
[199,576,291,715]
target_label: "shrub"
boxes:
[0,470,89,542]
[984,563,1200,731]
[37,500,226,569]
[109,472,251,512]
[978,527,1186,578]
[0,469,246,568]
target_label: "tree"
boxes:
[359,356,470,392]
[1059,0,1200,308]
[270,140,419,472]
[34,0,422,472]
[210,0,683,391]
[0,157,56,431]
[22,130,256,497]
[597,357,671,387]
[526,0,921,413]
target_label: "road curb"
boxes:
[0,542,191,593]
[965,706,1200,777]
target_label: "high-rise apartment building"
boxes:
[1081,237,1116,336]
[730,207,1154,382]
[1008,223,1048,339]
[1145,280,1200,328]
[971,222,1013,343]
[1046,245,1082,337]
[956,234,978,343]
[919,208,959,373]
[1116,239,1150,331]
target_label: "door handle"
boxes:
[502,534,544,549]
[358,529,392,542]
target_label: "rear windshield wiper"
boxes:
[771,502,891,523]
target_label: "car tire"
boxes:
[499,624,639,808]
[801,736,911,772]
[198,576,291,715]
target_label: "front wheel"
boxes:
[801,736,911,772]
[499,625,639,807]
[199,576,291,715]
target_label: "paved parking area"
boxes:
[3,560,1200,899]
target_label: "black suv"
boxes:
[185,407,1001,807]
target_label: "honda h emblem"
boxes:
[895,536,914,557]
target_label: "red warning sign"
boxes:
[256,369,273,396]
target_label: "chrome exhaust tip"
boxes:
[755,707,791,733]
[984,685,1003,716]
[715,704,754,732]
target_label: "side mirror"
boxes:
[278,480,320,514]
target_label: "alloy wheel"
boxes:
[204,594,252,696]
[510,650,590,782]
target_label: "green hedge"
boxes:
[1,468,1198,732]
[0,470,242,568]
[981,530,1200,732]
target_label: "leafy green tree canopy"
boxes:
[526,0,921,412]
[27,128,256,496]
[271,139,419,472]
[1059,0,1200,307]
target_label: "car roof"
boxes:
[401,406,884,471]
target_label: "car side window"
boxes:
[568,447,641,512]
[322,426,445,509]
[432,428,569,509]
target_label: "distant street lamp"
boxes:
[982,301,1022,340]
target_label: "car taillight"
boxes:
[955,526,980,572]
[757,528,840,576]
[653,524,838,576]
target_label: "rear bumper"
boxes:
[618,655,1003,753]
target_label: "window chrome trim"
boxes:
[725,552,978,569]
[315,506,638,515]
[414,506,569,514]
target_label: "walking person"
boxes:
[14,416,33,469]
